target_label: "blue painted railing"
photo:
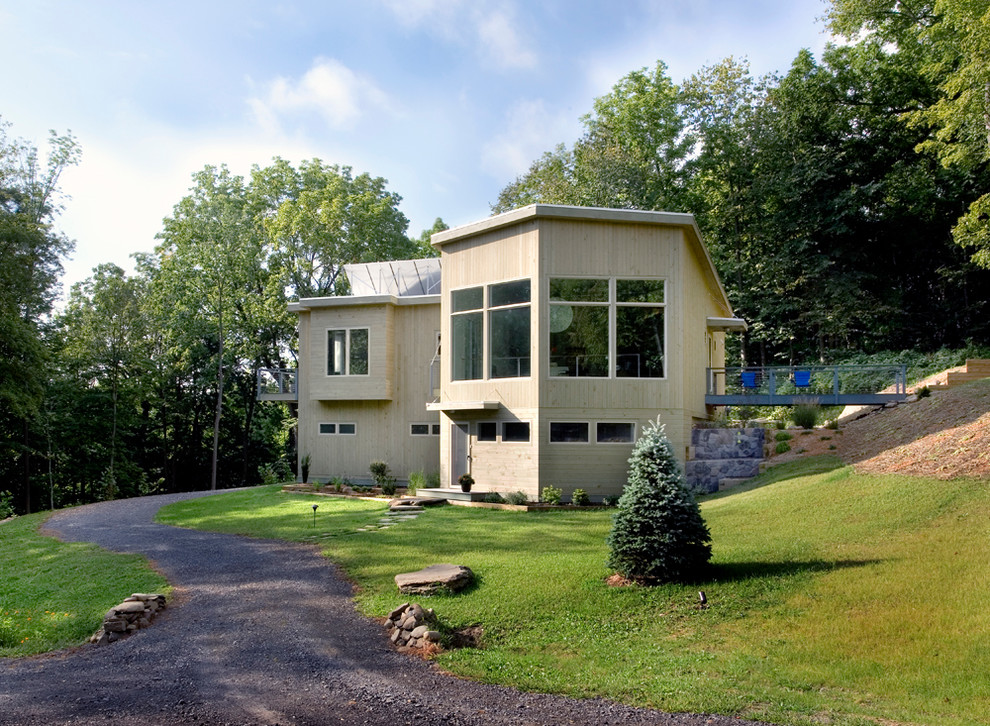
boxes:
[706,364,909,406]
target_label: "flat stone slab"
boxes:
[395,563,474,594]
[388,497,446,508]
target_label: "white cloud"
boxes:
[480,99,579,180]
[378,0,538,71]
[474,6,538,70]
[248,58,394,133]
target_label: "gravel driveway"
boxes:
[0,491,765,726]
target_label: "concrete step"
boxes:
[965,358,990,372]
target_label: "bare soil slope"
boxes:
[840,378,990,479]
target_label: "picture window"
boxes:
[550,421,590,443]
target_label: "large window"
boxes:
[549,278,665,378]
[489,279,530,378]
[327,328,369,376]
[450,279,531,381]
[451,287,483,380]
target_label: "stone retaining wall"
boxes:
[685,427,766,494]
[90,593,167,646]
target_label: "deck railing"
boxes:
[257,368,298,401]
[706,364,908,406]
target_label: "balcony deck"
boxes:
[706,364,909,406]
[257,368,298,402]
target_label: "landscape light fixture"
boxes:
[312,504,318,527]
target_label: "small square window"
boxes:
[410,424,430,436]
[431,424,441,435]
[597,422,635,443]
[338,423,356,435]
[477,422,497,441]
[502,422,530,442]
[319,423,336,435]
[550,422,589,443]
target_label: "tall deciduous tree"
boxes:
[260,159,415,298]
[827,0,990,264]
[0,119,79,513]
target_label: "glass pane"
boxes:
[431,424,441,436]
[616,306,664,378]
[550,422,589,443]
[490,306,530,378]
[617,279,664,303]
[549,278,608,302]
[411,424,429,435]
[349,328,369,375]
[327,330,346,375]
[451,312,483,380]
[477,422,497,441]
[549,305,608,377]
[597,422,634,443]
[489,279,530,307]
[451,286,483,312]
[338,423,356,435]
[319,423,336,435]
[503,421,530,442]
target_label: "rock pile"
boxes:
[90,593,167,646]
[385,602,442,650]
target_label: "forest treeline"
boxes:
[2,0,988,514]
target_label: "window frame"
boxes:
[450,278,532,382]
[596,421,636,444]
[410,423,441,437]
[326,327,370,377]
[319,422,357,436]
[549,421,591,444]
[548,277,666,380]
[501,421,531,443]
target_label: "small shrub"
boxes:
[775,441,791,454]
[606,418,712,583]
[330,476,345,493]
[541,485,563,505]
[312,480,324,491]
[300,453,311,483]
[828,444,837,450]
[505,491,529,505]
[259,461,290,487]
[603,495,621,507]
[483,492,506,503]
[0,490,15,520]
[792,402,819,429]
[407,470,426,495]
[425,471,441,488]
[370,461,397,495]
[918,385,931,398]
[571,488,591,506]
[775,431,793,442]
[825,418,840,430]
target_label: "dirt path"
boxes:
[0,492,762,726]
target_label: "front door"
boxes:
[451,422,470,484]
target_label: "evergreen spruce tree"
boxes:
[606,418,712,583]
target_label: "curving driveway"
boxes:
[0,492,764,725]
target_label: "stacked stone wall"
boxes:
[685,428,765,493]
[90,593,167,646]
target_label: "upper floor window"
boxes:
[549,278,665,379]
[450,279,531,381]
[327,328,369,376]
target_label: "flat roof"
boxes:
[431,204,701,247]
[289,294,439,312]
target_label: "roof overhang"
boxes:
[707,316,748,332]
[290,294,440,313]
[426,400,501,413]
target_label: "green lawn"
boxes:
[157,463,990,726]
[0,512,170,656]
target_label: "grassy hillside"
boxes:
[155,466,990,726]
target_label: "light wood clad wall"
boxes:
[307,305,394,400]
[299,300,440,483]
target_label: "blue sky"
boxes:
[1,0,831,293]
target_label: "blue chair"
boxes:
[793,370,811,388]
[740,370,758,389]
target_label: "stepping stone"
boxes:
[395,563,474,594]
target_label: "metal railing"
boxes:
[256,368,298,401]
[706,364,908,406]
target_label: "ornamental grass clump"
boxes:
[606,418,712,583]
